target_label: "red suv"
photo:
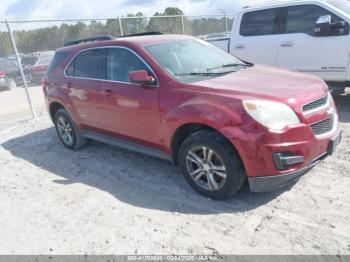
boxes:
[43,33,341,199]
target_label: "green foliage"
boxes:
[147,7,190,34]
[0,31,13,57]
[122,12,147,35]
[0,7,232,57]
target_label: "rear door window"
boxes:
[67,49,105,79]
[240,8,278,36]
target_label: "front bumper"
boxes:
[248,131,342,192]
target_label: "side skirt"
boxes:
[81,131,172,162]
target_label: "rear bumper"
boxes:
[248,153,326,192]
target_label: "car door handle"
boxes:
[235,44,245,49]
[281,41,293,47]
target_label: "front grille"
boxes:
[302,95,328,112]
[311,115,334,135]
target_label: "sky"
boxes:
[0,0,349,21]
[0,0,267,20]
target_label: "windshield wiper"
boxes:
[174,71,233,76]
[206,63,248,72]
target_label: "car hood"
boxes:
[192,65,328,108]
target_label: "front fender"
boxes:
[161,96,245,151]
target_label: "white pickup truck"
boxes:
[208,0,350,93]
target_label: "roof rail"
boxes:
[63,35,114,47]
[63,32,163,47]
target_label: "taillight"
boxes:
[0,71,6,78]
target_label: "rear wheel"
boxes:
[54,108,87,150]
[178,130,245,199]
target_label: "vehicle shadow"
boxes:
[2,128,290,215]
[333,94,350,123]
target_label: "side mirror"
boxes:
[314,15,347,36]
[129,70,156,86]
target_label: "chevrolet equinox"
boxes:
[43,33,341,199]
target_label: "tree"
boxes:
[122,12,147,35]
[0,31,13,57]
[106,18,122,36]
[0,6,228,56]
[147,7,186,34]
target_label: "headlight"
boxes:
[243,100,300,131]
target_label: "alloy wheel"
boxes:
[57,116,74,146]
[185,146,227,191]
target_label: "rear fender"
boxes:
[47,86,80,126]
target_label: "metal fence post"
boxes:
[118,17,124,36]
[181,15,185,34]
[5,20,36,119]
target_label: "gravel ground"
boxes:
[0,94,349,255]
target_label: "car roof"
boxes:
[56,34,193,53]
[241,0,331,11]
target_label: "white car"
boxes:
[208,0,350,93]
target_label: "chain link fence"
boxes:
[0,15,234,125]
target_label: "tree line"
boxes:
[0,7,233,57]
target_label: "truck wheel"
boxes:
[7,79,17,90]
[54,108,87,150]
[178,130,245,199]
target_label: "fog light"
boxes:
[273,153,304,170]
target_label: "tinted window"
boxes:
[66,60,74,76]
[240,9,277,36]
[106,48,151,82]
[286,5,345,35]
[72,49,105,79]
[21,56,37,67]
[48,52,68,74]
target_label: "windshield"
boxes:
[145,39,247,83]
[326,0,350,15]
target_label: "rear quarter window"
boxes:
[47,52,69,75]
[240,8,278,36]
[65,49,105,79]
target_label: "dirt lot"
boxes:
[0,94,349,255]
[0,86,45,125]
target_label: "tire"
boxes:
[7,79,17,90]
[54,108,88,150]
[178,130,245,199]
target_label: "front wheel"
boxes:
[178,130,245,199]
